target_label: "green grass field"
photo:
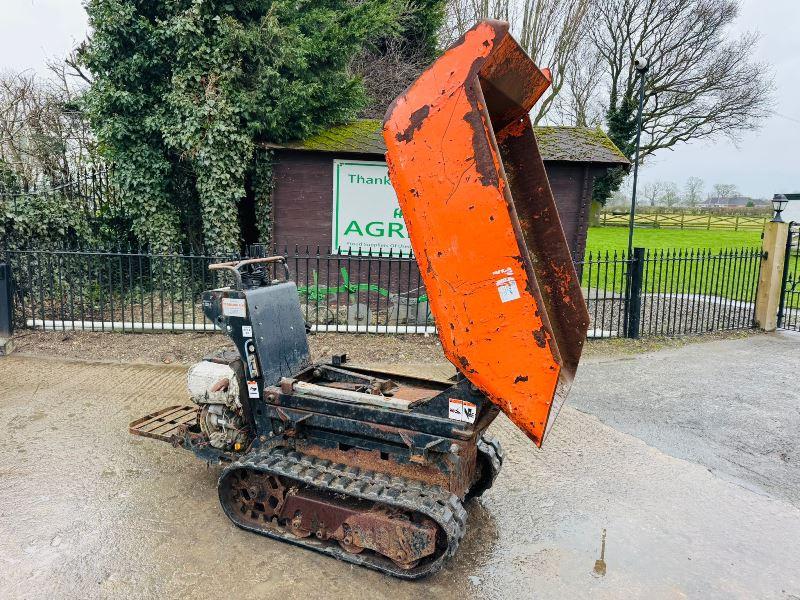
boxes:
[581,227,767,302]
[585,227,762,257]
[581,227,800,308]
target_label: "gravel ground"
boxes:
[9,327,762,368]
[585,291,756,337]
[9,330,446,366]
[1,334,799,599]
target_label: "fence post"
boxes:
[754,219,790,331]
[626,247,645,338]
[776,223,795,329]
[0,263,14,355]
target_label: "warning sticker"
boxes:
[448,398,477,424]
[493,267,521,303]
[247,380,260,399]
[222,297,247,318]
[241,325,253,338]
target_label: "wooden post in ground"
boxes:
[755,220,790,331]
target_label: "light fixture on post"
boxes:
[626,56,649,259]
[622,56,649,338]
[772,194,788,222]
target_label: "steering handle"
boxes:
[208,256,290,289]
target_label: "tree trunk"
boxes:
[589,200,602,227]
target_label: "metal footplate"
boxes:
[129,406,198,443]
[217,446,467,579]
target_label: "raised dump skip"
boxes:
[383,19,590,446]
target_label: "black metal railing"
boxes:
[577,246,762,338]
[636,247,762,336]
[0,244,763,338]
[0,246,238,333]
[778,223,799,331]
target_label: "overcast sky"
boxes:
[1,0,797,198]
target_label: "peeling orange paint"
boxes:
[383,20,589,446]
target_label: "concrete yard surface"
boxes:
[0,332,799,599]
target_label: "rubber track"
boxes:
[470,433,504,499]
[218,446,468,579]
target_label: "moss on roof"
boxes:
[266,119,629,166]
[533,126,628,164]
[286,119,386,155]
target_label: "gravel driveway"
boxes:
[0,332,799,599]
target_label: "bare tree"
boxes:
[712,183,739,200]
[0,62,97,188]
[640,180,668,207]
[683,176,704,207]
[444,0,594,124]
[352,39,431,119]
[0,72,36,181]
[552,41,605,127]
[592,0,773,159]
[442,0,511,47]
[658,181,680,208]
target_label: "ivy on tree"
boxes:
[592,94,638,206]
[80,0,404,252]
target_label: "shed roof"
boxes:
[265,119,629,166]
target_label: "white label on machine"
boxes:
[247,380,260,399]
[448,398,477,423]
[241,325,253,338]
[493,267,521,303]
[222,298,247,318]
[496,277,520,303]
[496,276,520,303]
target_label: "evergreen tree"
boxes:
[80,0,403,251]
[592,94,638,205]
[403,0,446,62]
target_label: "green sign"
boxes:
[332,160,412,255]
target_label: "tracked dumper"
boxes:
[130,20,589,579]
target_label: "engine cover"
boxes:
[188,360,248,450]
[187,360,240,408]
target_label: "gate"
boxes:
[778,222,800,330]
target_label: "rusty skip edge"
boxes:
[480,75,590,443]
[382,19,590,446]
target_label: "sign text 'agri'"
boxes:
[332,160,411,255]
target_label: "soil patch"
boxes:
[8,328,762,367]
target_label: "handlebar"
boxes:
[208,256,290,290]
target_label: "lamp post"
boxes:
[772,194,789,222]
[622,57,649,338]
[627,57,649,259]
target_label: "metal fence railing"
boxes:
[578,247,762,338]
[1,246,236,333]
[0,244,763,339]
[778,223,800,331]
[637,247,762,336]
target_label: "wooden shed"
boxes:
[261,119,628,259]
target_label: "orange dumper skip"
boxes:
[384,19,590,446]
